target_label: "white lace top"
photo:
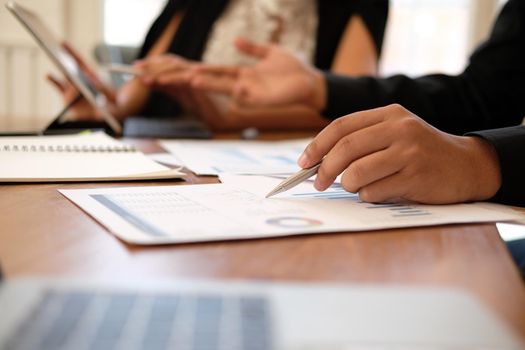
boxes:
[201,0,318,66]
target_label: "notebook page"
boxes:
[0,133,183,182]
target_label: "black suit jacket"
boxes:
[323,0,525,134]
[468,126,525,207]
[323,0,525,206]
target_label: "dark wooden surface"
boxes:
[1,136,524,340]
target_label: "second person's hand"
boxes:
[47,42,118,120]
[135,54,195,88]
[191,37,326,110]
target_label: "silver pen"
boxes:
[265,162,322,198]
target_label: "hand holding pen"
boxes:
[267,104,501,205]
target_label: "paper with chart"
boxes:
[59,175,523,245]
[159,139,310,175]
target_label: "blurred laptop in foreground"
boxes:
[0,279,522,349]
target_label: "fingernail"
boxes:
[298,153,308,168]
[314,177,324,191]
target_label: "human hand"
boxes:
[62,42,117,103]
[298,104,502,204]
[136,54,195,88]
[46,73,96,120]
[47,42,117,120]
[191,38,326,110]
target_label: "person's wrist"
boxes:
[465,136,502,201]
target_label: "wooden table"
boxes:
[1,137,525,341]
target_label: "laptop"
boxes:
[0,279,522,349]
[5,1,121,135]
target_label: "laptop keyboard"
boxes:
[4,290,273,350]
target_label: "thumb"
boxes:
[234,37,271,59]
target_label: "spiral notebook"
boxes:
[0,133,184,182]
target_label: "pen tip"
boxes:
[265,186,283,199]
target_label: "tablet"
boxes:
[6,1,122,135]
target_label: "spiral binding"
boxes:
[1,144,137,153]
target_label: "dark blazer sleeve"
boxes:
[323,0,525,136]
[467,125,525,207]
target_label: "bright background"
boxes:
[103,0,505,76]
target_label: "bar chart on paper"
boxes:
[59,176,522,245]
[288,182,431,218]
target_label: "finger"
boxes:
[62,42,97,76]
[339,148,404,193]
[96,84,117,102]
[143,64,189,87]
[192,74,236,95]
[132,57,159,78]
[192,64,240,77]
[151,59,184,75]
[155,70,192,85]
[233,84,253,106]
[314,122,393,191]
[231,69,264,106]
[82,73,116,101]
[62,42,86,67]
[235,37,271,59]
[358,172,409,204]
[144,56,190,76]
[299,106,390,168]
[134,59,153,73]
[61,42,112,98]
[46,74,67,93]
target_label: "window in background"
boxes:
[103,0,503,77]
[380,0,503,77]
[380,0,472,76]
[103,0,166,47]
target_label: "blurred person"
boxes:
[49,0,389,131]
[191,0,525,134]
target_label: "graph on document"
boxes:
[290,183,431,218]
[291,183,359,201]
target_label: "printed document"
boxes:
[159,139,310,175]
[59,175,523,245]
